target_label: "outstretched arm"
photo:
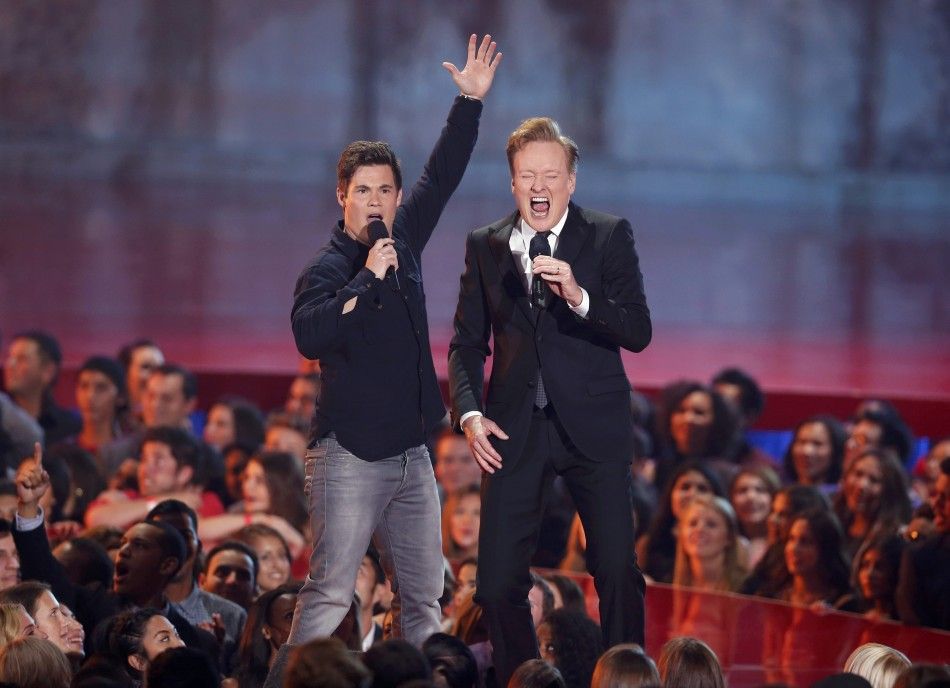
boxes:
[442,33,502,100]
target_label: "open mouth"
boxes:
[530,196,550,217]
[114,561,130,584]
[367,213,383,222]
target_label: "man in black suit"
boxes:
[448,117,651,685]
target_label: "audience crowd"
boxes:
[0,331,947,688]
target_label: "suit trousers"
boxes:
[475,405,645,686]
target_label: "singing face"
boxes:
[338,164,402,243]
[511,140,576,232]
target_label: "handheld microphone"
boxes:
[367,220,400,292]
[528,233,551,308]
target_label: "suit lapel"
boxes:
[553,203,591,267]
[488,213,533,324]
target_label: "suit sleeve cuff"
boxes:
[15,508,45,532]
[569,288,590,319]
[459,411,483,427]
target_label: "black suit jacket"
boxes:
[448,203,651,470]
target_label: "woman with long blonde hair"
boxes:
[673,494,747,592]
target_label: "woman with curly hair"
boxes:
[673,494,747,592]
[834,448,912,560]
[636,461,724,583]
[106,607,185,686]
[536,609,604,688]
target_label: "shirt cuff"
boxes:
[569,288,590,318]
[15,508,45,532]
[459,411,483,427]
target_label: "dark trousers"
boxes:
[474,406,645,686]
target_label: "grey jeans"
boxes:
[286,436,444,646]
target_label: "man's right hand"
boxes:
[16,442,50,519]
[366,236,399,280]
[462,415,509,475]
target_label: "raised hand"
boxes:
[16,442,50,518]
[442,34,502,100]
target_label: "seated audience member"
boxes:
[910,436,950,505]
[44,444,106,524]
[200,541,258,610]
[652,380,741,490]
[3,330,81,445]
[233,582,300,688]
[892,663,950,688]
[422,632,478,688]
[442,483,480,561]
[833,448,912,560]
[0,522,19,592]
[86,426,223,529]
[203,396,265,455]
[0,388,43,477]
[117,338,165,428]
[198,452,306,558]
[363,638,432,688]
[223,443,252,506]
[0,581,69,653]
[262,413,308,464]
[784,415,847,490]
[729,465,780,569]
[673,494,746,593]
[509,659,566,688]
[355,548,386,650]
[13,451,216,653]
[542,573,585,615]
[232,524,293,594]
[146,645,223,688]
[283,373,320,427]
[433,428,482,501]
[528,572,554,629]
[59,603,84,662]
[51,536,113,591]
[812,674,873,688]
[0,635,72,688]
[636,461,724,583]
[73,356,131,456]
[536,609,604,688]
[845,403,914,470]
[657,636,725,688]
[448,557,477,625]
[146,501,246,652]
[895,457,950,630]
[854,535,906,621]
[712,367,776,468]
[284,637,369,688]
[107,607,185,685]
[775,510,858,611]
[98,363,199,478]
[591,643,660,688]
[844,643,911,688]
[0,603,38,643]
[741,484,828,596]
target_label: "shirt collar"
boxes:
[515,206,570,243]
[332,221,368,260]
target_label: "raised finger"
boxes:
[475,34,491,61]
[482,40,497,65]
[489,50,503,71]
[34,442,42,469]
[466,33,477,63]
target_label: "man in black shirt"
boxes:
[278,33,501,664]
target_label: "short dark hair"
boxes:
[422,633,478,688]
[52,537,114,590]
[205,540,259,581]
[712,367,765,420]
[117,338,160,371]
[12,330,62,368]
[136,520,188,578]
[363,639,431,688]
[146,646,221,688]
[336,140,402,193]
[852,406,914,464]
[365,545,385,586]
[210,396,265,453]
[141,427,203,484]
[152,364,198,401]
